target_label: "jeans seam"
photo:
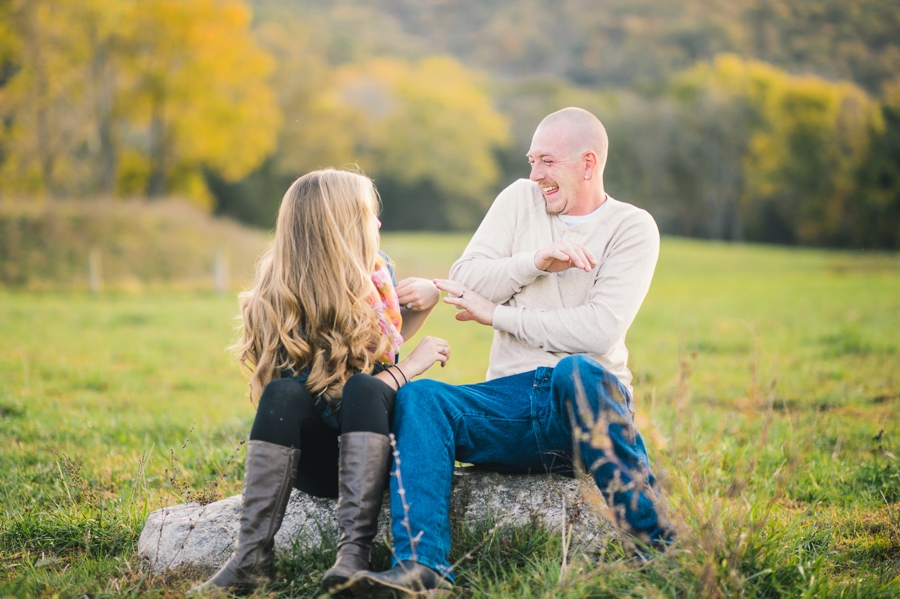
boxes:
[446,412,462,452]
[532,370,549,470]
[398,420,454,574]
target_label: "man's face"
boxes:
[527,124,584,216]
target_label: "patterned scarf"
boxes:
[368,254,403,364]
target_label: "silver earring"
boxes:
[584,174,590,180]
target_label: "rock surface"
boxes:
[138,468,615,573]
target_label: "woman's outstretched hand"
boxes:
[398,335,450,379]
[396,277,440,312]
[379,336,449,391]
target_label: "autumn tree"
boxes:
[0,0,145,198]
[743,74,878,244]
[213,47,511,231]
[119,0,280,205]
[0,0,99,197]
[79,0,129,196]
[853,81,900,248]
[207,14,368,227]
[658,55,881,244]
[327,56,510,229]
[0,0,280,206]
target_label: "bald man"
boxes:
[352,107,674,597]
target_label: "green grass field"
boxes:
[1,234,899,597]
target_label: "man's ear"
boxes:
[583,151,598,180]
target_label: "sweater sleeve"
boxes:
[492,210,659,355]
[449,181,547,303]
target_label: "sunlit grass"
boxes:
[1,234,898,596]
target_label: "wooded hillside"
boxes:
[1,0,898,247]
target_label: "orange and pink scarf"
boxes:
[368,254,403,364]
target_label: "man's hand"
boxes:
[433,279,497,326]
[534,240,597,273]
[397,277,440,312]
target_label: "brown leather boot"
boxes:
[190,441,301,595]
[321,432,392,595]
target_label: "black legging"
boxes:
[248,372,396,498]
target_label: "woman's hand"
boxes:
[396,277,440,312]
[397,277,440,339]
[397,335,450,379]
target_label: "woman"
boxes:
[192,168,449,595]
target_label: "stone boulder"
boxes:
[138,468,615,573]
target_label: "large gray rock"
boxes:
[138,468,615,573]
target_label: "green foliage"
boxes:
[853,94,900,249]
[335,56,511,230]
[491,56,900,248]
[1,235,899,596]
[665,54,884,246]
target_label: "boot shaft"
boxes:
[336,432,392,551]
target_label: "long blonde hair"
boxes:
[232,168,390,403]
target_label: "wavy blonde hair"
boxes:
[232,168,390,403]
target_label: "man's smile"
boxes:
[541,183,559,196]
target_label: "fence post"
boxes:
[88,247,103,295]
[213,249,229,294]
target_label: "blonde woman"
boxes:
[193,169,449,595]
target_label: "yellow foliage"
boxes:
[0,0,99,196]
[0,0,280,206]
[117,148,153,197]
[254,20,367,177]
[331,56,511,211]
[885,78,900,109]
[121,0,281,197]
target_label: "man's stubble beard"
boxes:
[543,199,563,216]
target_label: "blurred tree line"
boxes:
[1,0,898,247]
[0,0,279,208]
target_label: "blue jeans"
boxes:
[388,355,671,579]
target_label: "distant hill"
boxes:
[0,200,270,290]
[264,0,900,94]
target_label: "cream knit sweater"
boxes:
[449,178,659,396]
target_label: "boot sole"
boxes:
[349,575,453,598]
[322,571,355,597]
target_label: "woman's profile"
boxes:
[191,168,450,594]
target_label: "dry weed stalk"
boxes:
[51,450,97,506]
[568,362,673,555]
[388,433,522,590]
[657,329,811,598]
[389,432,420,564]
[164,423,245,506]
[157,428,247,569]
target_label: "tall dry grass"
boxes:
[0,199,269,291]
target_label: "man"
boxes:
[354,107,673,597]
